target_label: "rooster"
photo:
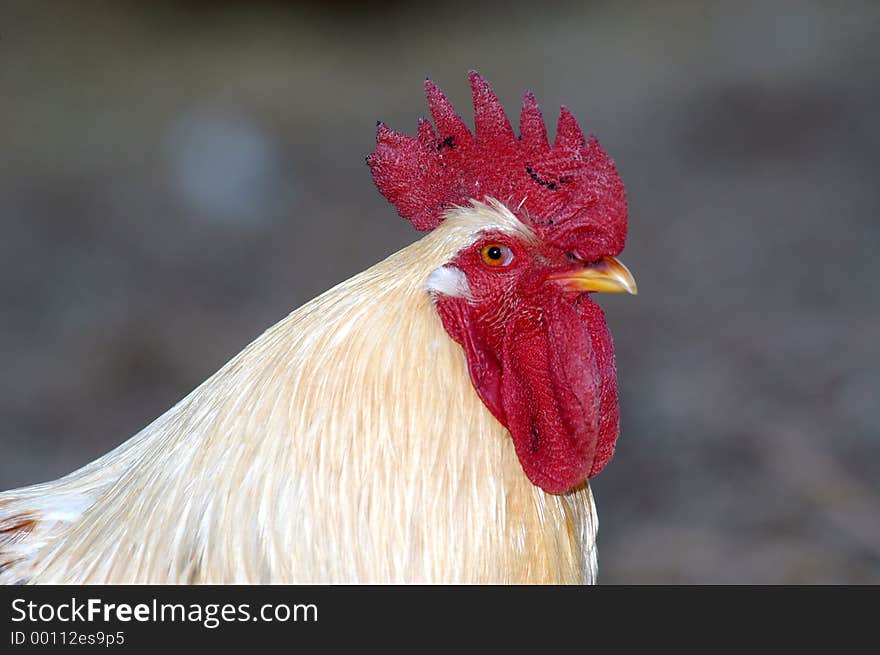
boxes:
[0,72,636,584]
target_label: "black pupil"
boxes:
[487,246,502,260]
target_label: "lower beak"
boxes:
[548,256,638,295]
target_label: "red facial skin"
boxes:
[434,231,619,494]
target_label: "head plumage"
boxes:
[367,71,628,258]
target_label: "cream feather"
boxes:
[0,200,598,584]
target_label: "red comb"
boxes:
[367,71,627,257]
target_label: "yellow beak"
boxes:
[548,256,638,295]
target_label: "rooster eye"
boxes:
[480,243,514,267]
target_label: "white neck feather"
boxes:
[2,201,598,584]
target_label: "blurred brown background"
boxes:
[1,1,878,583]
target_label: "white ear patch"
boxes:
[425,265,472,299]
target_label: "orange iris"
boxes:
[480,243,513,267]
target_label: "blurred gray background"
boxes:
[1,1,878,583]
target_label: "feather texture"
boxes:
[0,201,598,584]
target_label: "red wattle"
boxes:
[435,291,619,494]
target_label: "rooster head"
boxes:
[367,72,635,494]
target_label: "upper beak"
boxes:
[548,256,638,295]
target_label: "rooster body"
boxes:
[0,203,597,584]
[1,73,634,584]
